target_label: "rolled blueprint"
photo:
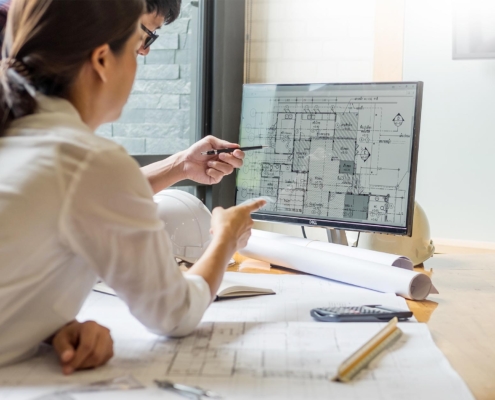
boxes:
[252,230,413,270]
[239,236,433,300]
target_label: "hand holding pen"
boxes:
[182,136,246,186]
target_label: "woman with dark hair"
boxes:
[0,0,9,49]
[0,0,263,375]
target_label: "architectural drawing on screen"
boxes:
[236,92,415,226]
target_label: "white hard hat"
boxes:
[153,190,212,263]
[357,202,435,266]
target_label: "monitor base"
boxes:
[326,228,349,246]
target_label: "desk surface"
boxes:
[230,246,495,400]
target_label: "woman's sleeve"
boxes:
[59,146,211,337]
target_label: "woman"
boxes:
[0,1,9,49]
[0,0,264,375]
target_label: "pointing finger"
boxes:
[241,199,267,213]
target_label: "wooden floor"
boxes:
[422,252,495,400]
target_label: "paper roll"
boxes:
[239,236,432,300]
[252,230,413,270]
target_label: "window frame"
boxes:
[134,0,246,209]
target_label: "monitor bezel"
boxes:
[235,81,423,236]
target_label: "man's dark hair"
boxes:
[145,0,181,25]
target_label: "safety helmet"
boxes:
[357,202,435,266]
[153,190,212,263]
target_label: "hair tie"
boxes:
[0,57,36,98]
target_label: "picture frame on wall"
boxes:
[453,1,495,60]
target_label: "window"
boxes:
[95,0,247,207]
[95,1,202,191]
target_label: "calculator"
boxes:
[310,305,413,322]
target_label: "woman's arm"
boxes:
[63,146,262,338]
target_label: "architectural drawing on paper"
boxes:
[0,287,474,400]
[155,322,339,379]
[236,90,416,227]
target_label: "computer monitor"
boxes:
[235,82,423,236]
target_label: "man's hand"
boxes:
[50,320,113,375]
[182,136,244,185]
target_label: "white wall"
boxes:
[403,0,495,244]
[246,0,376,240]
[247,0,376,84]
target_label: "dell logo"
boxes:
[309,220,317,225]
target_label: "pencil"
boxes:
[201,146,269,156]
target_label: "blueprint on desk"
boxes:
[236,84,418,228]
[0,273,473,400]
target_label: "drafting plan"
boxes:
[203,272,408,323]
[236,83,419,228]
[0,273,473,400]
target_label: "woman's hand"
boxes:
[187,199,267,300]
[210,199,267,251]
[49,320,113,375]
[182,136,245,185]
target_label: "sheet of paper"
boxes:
[0,287,473,400]
[0,273,472,400]
[205,272,409,323]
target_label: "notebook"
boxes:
[215,279,275,300]
[93,279,275,301]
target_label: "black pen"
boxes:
[201,145,269,156]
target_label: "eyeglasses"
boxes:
[141,24,159,50]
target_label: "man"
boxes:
[0,0,242,190]
[138,0,244,193]
[139,0,179,57]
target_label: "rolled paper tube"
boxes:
[239,236,432,300]
[252,230,414,270]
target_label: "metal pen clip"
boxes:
[154,379,222,399]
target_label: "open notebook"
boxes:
[215,279,275,300]
[93,279,275,301]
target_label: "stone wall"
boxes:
[96,0,193,156]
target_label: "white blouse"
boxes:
[0,95,211,367]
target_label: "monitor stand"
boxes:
[325,228,348,246]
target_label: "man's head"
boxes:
[139,0,182,56]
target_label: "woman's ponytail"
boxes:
[0,0,144,137]
[0,58,37,136]
[0,0,52,137]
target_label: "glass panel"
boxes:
[96,0,200,156]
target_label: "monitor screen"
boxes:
[235,82,423,236]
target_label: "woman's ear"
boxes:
[90,44,111,83]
